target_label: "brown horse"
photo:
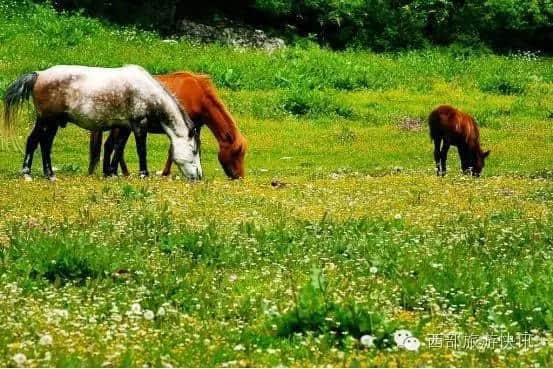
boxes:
[428,105,490,177]
[89,72,247,179]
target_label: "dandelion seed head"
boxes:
[360,334,375,347]
[233,344,246,351]
[131,303,142,315]
[143,310,155,320]
[12,353,26,367]
[157,306,166,316]
[39,334,53,346]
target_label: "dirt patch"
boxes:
[397,116,424,132]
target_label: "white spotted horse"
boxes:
[3,65,202,181]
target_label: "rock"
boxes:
[177,18,286,52]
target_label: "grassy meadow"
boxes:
[2,1,553,367]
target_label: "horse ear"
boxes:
[483,150,491,158]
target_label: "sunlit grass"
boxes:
[2,1,553,366]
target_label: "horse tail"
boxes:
[88,131,103,175]
[3,72,38,134]
[427,109,441,142]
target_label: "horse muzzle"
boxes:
[176,160,203,181]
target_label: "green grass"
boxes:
[1,1,553,367]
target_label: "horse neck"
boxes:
[202,93,241,148]
[467,121,483,155]
[159,85,189,137]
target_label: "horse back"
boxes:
[156,72,206,119]
[429,105,479,147]
[32,65,161,126]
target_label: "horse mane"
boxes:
[463,112,483,153]
[153,77,193,128]
[169,71,241,144]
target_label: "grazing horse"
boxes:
[428,105,490,177]
[89,71,247,179]
[3,65,202,181]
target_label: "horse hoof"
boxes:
[139,171,149,179]
[47,175,57,182]
[22,174,32,182]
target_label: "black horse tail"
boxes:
[3,72,38,133]
[88,131,103,175]
[427,109,440,142]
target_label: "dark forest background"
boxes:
[42,0,553,52]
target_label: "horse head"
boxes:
[473,149,491,177]
[218,133,246,179]
[172,124,203,180]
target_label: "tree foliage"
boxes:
[49,0,553,51]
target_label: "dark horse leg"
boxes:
[22,118,59,181]
[161,145,173,176]
[458,145,471,175]
[89,131,103,175]
[102,130,114,176]
[103,129,131,177]
[133,124,149,178]
[39,123,59,181]
[119,149,130,177]
[433,138,442,176]
[439,140,450,176]
[21,120,44,180]
[108,128,131,176]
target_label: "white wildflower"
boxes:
[12,353,26,367]
[233,344,246,351]
[53,309,68,319]
[39,334,53,346]
[360,334,375,347]
[143,310,155,320]
[130,303,142,315]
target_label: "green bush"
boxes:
[33,0,553,51]
[9,234,119,284]
[280,89,355,118]
[275,268,398,346]
[478,74,527,95]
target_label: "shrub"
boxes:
[275,268,398,346]
[9,234,120,284]
[120,184,153,201]
[478,74,527,95]
[280,89,355,118]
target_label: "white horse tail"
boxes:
[3,72,38,133]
